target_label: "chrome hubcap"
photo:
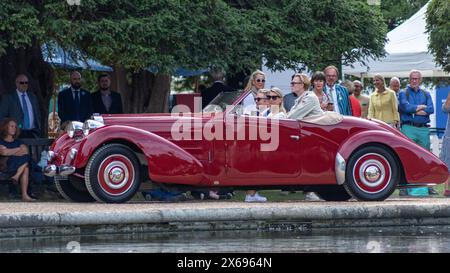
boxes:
[103,162,129,190]
[364,166,381,182]
[110,167,125,183]
[358,159,385,188]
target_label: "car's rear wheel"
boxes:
[344,146,399,201]
[315,185,352,201]
[85,144,141,203]
[54,176,96,202]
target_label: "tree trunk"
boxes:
[111,64,131,113]
[110,67,171,114]
[0,41,54,137]
[145,74,170,113]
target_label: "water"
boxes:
[1,227,450,253]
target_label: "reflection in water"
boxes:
[1,227,450,253]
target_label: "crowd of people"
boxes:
[0,71,124,201]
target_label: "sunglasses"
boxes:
[19,81,29,85]
[254,97,267,102]
[290,82,303,85]
[255,79,266,83]
[266,95,280,101]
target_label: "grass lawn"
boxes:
[1,182,447,202]
[228,183,449,202]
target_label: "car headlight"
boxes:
[82,119,105,136]
[91,114,104,125]
[66,121,84,138]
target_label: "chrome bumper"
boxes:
[44,164,76,177]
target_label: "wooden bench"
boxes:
[21,138,54,163]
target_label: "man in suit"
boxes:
[0,74,41,138]
[201,69,235,108]
[92,73,123,115]
[58,71,93,124]
[323,65,353,116]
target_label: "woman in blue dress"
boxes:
[441,92,450,197]
[0,118,35,201]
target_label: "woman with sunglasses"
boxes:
[242,70,266,113]
[0,118,35,202]
[284,73,310,112]
[266,87,287,119]
[245,90,269,202]
[252,89,270,116]
[287,73,323,120]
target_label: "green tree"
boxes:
[0,1,258,115]
[381,0,429,30]
[279,0,387,71]
[0,0,388,130]
[0,1,53,134]
[426,0,450,72]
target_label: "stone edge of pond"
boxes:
[1,202,450,237]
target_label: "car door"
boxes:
[225,114,301,179]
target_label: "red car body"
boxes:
[46,91,449,203]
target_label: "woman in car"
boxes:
[266,87,287,119]
[245,90,269,202]
[242,70,266,113]
[288,72,323,120]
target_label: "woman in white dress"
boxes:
[242,70,266,113]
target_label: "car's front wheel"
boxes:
[85,144,141,203]
[344,146,399,201]
[54,175,96,202]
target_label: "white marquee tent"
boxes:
[343,1,449,78]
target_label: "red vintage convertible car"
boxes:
[45,90,449,203]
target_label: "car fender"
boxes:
[73,125,204,185]
[337,130,448,184]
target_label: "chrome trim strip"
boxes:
[92,114,104,125]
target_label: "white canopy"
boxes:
[343,2,449,78]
